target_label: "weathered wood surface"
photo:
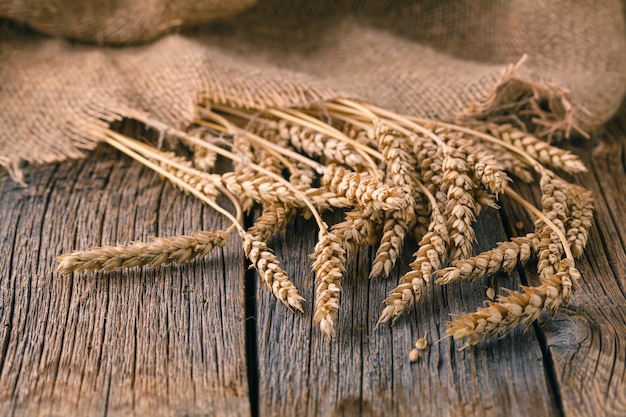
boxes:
[1,109,625,416]
[0,147,250,416]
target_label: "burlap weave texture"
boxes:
[1,0,625,181]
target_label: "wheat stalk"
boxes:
[244,233,304,311]
[57,98,593,350]
[312,230,347,336]
[446,259,580,349]
[57,229,230,274]
[435,233,536,285]
[378,179,448,324]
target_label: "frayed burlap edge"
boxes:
[464,56,591,141]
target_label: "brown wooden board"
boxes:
[499,121,626,417]
[1,110,626,416]
[255,209,558,417]
[0,145,250,417]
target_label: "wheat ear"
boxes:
[565,186,594,258]
[441,145,478,261]
[435,234,536,285]
[378,180,448,324]
[312,230,347,337]
[57,229,230,275]
[474,122,587,174]
[248,204,295,243]
[535,173,569,276]
[243,233,304,312]
[446,259,580,349]
[370,125,417,278]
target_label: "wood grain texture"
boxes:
[0,145,250,417]
[498,121,626,417]
[255,209,558,417]
[2,110,626,416]
[252,111,626,416]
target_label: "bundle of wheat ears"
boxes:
[55,98,593,349]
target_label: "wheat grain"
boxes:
[312,231,347,336]
[57,230,229,275]
[446,259,579,348]
[243,234,304,311]
[415,332,429,350]
[441,145,478,261]
[436,233,536,284]
[378,208,449,324]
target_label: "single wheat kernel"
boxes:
[415,332,429,350]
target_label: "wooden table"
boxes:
[1,108,625,417]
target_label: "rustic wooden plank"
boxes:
[2,110,626,417]
[256,207,559,416]
[499,115,626,417]
[0,145,251,416]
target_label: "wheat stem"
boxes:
[243,131,324,172]
[504,188,574,261]
[104,130,245,235]
[268,108,383,176]
[335,98,380,122]
[360,102,448,149]
[414,118,547,175]
[193,118,231,134]
[149,122,327,233]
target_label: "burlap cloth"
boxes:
[1,0,625,182]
